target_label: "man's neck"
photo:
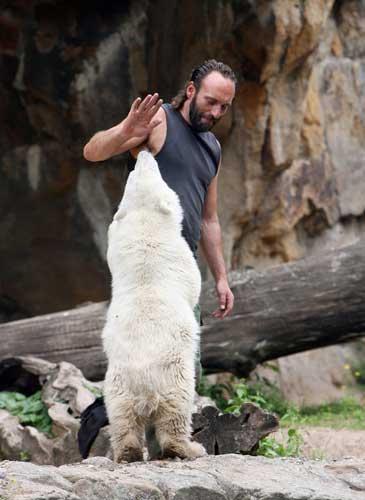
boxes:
[179,102,191,125]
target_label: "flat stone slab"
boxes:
[1,454,364,499]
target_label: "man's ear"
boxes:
[186,81,195,99]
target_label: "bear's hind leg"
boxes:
[107,399,144,463]
[154,400,206,460]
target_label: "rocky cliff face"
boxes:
[1,0,364,316]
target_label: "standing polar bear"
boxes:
[102,151,206,463]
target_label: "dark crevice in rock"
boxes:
[296,199,331,238]
[214,440,219,455]
[332,0,347,25]
[0,357,41,396]
[339,210,365,226]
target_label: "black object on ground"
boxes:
[78,396,109,459]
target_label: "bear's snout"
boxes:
[135,151,160,176]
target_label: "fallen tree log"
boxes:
[0,303,108,381]
[1,240,365,380]
[200,239,365,376]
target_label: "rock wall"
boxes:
[1,0,365,316]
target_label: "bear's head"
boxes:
[114,151,183,225]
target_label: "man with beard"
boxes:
[84,59,236,324]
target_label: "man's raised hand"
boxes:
[124,93,163,142]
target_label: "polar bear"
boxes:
[102,151,206,463]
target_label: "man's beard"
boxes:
[189,95,219,132]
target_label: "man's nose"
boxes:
[211,106,221,119]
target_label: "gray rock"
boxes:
[0,410,25,460]
[1,455,364,500]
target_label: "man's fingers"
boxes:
[148,93,160,107]
[222,293,234,318]
[212,308,222,318]
[212,289,234,319]
[212,308,225,319]
[139,93,159,113]
[226,293,234,313]
[212,296,227,319]
[221,308,229,319]
[147,99,163,120]
[138,94,152,112]
[130,97,142,112]
[219,293,227,310]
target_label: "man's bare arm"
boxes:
[83,93,162,162]
[200,171,234,318]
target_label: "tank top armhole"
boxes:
[212,137,221,175]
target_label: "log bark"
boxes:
[0,303,108,381]
[1,241,365,380]
[192,403,279,455]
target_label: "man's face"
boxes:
[188,71,235,132]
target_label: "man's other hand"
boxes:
[212,279,234,319]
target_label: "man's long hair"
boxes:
[171,59,237,110]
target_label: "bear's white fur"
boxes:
[102,151,206,463]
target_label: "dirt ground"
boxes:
[273,427,365,460]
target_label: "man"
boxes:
[84,59,236,320]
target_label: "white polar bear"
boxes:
[102,151,206,463]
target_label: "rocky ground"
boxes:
[1,357,365,499]
[1,454,364,500]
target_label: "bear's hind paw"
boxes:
[162,440,206,460]
[115,445,143,463]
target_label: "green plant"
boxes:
[256,428,303,458]
[196,375,233,411]
[224,381,268,415]
[0,391,53,436]
[19,451,30,461]
[349,360,365,386]
[232,378,292,418]
[197,375,292,416]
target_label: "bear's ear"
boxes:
[113,206,127,221]
[158,199,173,215]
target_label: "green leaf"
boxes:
[0,390,53,437]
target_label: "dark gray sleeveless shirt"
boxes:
[154,103,221,253]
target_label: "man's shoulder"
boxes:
[207,131,221,150]
[202,131,221,169]
[148,107,167,155]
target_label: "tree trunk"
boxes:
[1,241,365,380]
